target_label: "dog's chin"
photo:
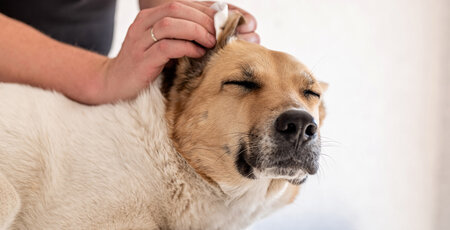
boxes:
[253,167,309,185]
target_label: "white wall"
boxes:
[437,21,450,229]
[111,1,449,230]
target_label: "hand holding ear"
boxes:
[198,1,260,44]
[97,1,217,103]
[94,1,259,104]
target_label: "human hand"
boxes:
[95,1,259,103]
[98,1,217,103]
[198,1,259,44]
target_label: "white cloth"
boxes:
[210,2,229,39]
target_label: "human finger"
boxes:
[178,1,217,18]
[145,39,206,68]
[151,17,216,48]
[135,2,215,35]
[236,13,257,34]
[198,1,257,34]
[237,32,260,44]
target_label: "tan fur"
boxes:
[166,34,326,191]
[0,14,326,230]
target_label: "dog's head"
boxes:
[163,13,327,188]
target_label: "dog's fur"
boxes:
[0,14,326,230]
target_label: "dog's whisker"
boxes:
[320,136,341,144]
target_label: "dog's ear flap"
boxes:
[319,99,326,127]
[319,81,328,92]
[180,12,245,75]
[216,12,246,49]
[318,81,328,127]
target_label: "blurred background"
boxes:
[111,1,449,229]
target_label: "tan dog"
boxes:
[0,14,327,230]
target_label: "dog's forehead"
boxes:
[212,41,311,79]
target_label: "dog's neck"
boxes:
[158,65,293,198]
[129,80,292,229]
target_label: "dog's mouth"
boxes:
[235,138,320,185]
[264,155,319,174]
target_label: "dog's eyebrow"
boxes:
[241,64,255,79]
[302,71,315,85]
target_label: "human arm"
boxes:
[0,13,109,104]
[0,2,216,104]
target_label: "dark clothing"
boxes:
[0,0,117,55]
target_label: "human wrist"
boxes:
[68,55,111,105]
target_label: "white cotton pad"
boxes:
[210,2,229,39]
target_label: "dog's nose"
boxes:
[275,110,317,143]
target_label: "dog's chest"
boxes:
[166,181,285,230]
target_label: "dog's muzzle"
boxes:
[235,109,321,182]
[272,109,320,174]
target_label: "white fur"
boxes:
[0,80,289,230]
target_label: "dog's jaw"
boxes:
[253,167,308,182]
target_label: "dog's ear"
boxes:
[162,12,245,97]
[318,81,328,127]
[215,12,246,49]
[319,99,326,127]
[319,81,328,92]
[178,12,245,78]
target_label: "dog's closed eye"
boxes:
[303,90,321,99]
[223,80,261,90]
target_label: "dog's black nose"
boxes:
[275,110,317,143]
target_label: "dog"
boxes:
[0,13,327,230]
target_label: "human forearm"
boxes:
[139,0,179,9]
[0,14,108,104]
[0,1,256,105]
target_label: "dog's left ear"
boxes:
[319,81,328,92]
[318,81,328,127]
[162,12,245,96]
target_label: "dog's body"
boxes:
[0,82,292,229]
[0,14,326,230]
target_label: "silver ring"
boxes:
[150,27,158,42]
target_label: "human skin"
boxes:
[0,0,258,105]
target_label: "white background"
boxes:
[111,1,449,229]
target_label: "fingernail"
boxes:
[208,33,216,46]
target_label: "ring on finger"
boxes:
[150,27,158,42]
